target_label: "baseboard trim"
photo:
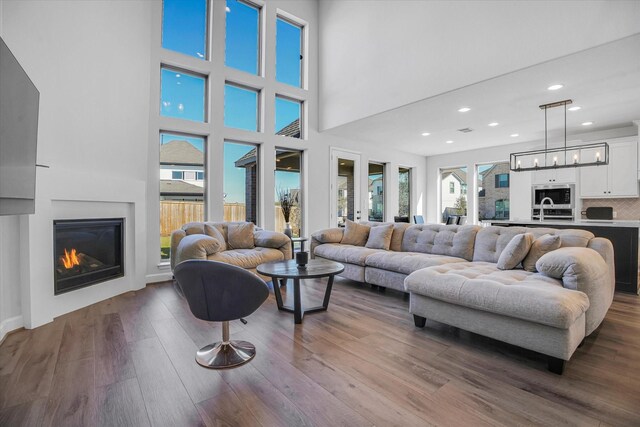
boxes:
[0,315,24,344]
[146,272,173,284]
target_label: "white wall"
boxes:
[425,126,638,224]
[0,0,151,335]
[319,0,640,130]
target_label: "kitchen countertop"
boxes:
[487,219,640,228]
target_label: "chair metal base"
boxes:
[196,340,256,369]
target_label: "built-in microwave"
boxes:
[531,184,575,220]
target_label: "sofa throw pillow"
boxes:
[204,223,227,251]
[365,224,394,250]
[340,220,370,246]
[227,222,255,250]
[522,234,561,272]
[497,233,534,270]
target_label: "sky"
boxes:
[160,0,303,203]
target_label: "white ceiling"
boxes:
[323,34,640,156]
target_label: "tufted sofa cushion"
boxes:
[401,224,480,261]
[404,262,590,329]
[314,243,384,266]
[365,251,468,275]
[472,226,595,263]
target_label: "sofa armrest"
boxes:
[536,247,613,335]
[174,234,225,267]
[170,229,187,269]
[310,228,344,258]
[254,229,292,259]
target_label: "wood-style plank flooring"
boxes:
[1,277,639,426]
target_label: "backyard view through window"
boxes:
[368,163,384,221]
[275,149,302,236]
[159,133,205,260]
[224,142,258,224]
[398,167,411,218]
[477,162,510,220]
[275,96,302,138]
[440,166,467,223]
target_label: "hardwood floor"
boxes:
[1,278,639,426]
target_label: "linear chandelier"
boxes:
[510,99,609,172]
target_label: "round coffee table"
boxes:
[257,259,344,324]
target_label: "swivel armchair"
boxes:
[173,259,269,369]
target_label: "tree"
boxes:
[454,195,467,215]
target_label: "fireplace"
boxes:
[54,218,124,295]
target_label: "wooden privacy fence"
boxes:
[160,201,300,236]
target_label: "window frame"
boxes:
[368,161,385,222]
[274,147,304,236]
[274,94,304,139]
[224,81,262,132]
[275,11,307,89]
[224,0,263,76]
[160,64,209,123]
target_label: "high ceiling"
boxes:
[318,1,640,157]
[324,34,640,156]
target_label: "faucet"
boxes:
[539,197,554,222]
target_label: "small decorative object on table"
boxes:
[296,251,308,267]
[277,188,297,238]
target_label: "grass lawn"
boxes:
[160,235,171,259]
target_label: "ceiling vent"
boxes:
[457,127,473,133]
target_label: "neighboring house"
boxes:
[478,163,510,220]
[160,140,205,201]
[440,169,467,221]
[368,175,384,221]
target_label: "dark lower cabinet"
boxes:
[492,223,639,294]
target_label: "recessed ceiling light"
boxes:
[547,84,563,91]
[582,121,593,126]
[510,133,519,137]
[568,106,581,111]
[488,122,499,127]
[458,107,471,113]
[421,132,430,136]
[446,140,454,144]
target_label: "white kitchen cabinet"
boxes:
[579,140,638,198]
[532,167,576,184]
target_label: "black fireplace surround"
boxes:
[54,218,124,295]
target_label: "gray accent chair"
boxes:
[173,259,269,369]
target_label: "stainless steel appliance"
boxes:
[532,184,575,221]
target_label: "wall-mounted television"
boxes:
[0,35,40,216]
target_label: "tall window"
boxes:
[160,67,206,122]
[368,163,384,221]
[224,141,258,224]
[440,166,467,223]
[477,162,510,221]
[224,83,259,131]
[225,0,260,74]
[276,16,303,87]
[275,96,302,138]
[159,133,205,260]
[398,167,411,218]
[162,0,208,59]
[275,149,302,236]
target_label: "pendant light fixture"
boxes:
[510,99,609,172]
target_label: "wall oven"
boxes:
[531,184,575,220]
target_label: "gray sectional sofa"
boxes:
[311,222,615,373]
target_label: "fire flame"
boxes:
[60,248,80,269]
